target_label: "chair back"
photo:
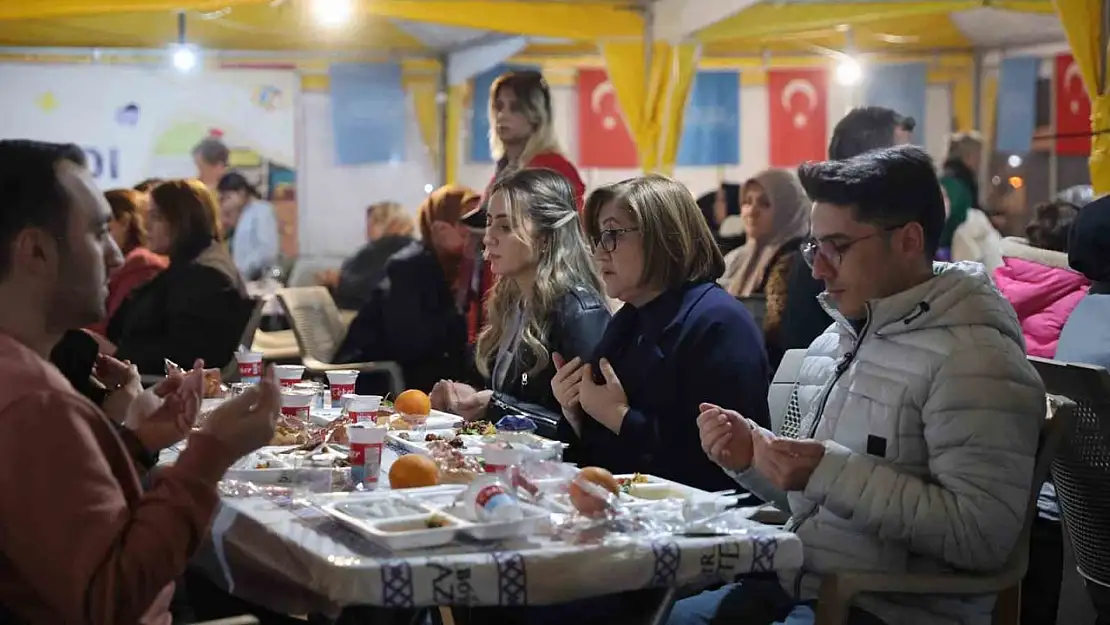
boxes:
[220,297,267,381]
[736,295,767,330]
[1029,356,1110,587]
[769,348,805,434]
[277,287,346,363]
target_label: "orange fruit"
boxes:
[394,389,431,417]
[389,454,440,489]
[568,466,619,517]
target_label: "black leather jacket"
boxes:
[485,285,611,438]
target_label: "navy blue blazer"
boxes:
[560,281,772,493]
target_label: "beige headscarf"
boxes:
[722,169,811,297]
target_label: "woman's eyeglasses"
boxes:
[591,227,639,253]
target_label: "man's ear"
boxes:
[898,222,927,256]
[11,227,59,273]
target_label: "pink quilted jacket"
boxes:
[993,238,1090,358]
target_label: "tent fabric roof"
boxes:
[0,1,1067,56]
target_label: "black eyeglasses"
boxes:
[591,227,639,253]
[800,224,905,269]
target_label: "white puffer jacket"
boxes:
[734,262,1045,625]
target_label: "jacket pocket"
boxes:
[829,371,908,461]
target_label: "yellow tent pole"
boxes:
[445,83,465,185]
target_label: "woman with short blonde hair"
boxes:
[367,201,416,239]
[550,174,771,493]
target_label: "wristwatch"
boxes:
[113,421,159,472]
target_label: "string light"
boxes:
[312,0,353,27]
[1007,154,1023,168]
[172,45,198,72]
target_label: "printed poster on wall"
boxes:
[0,64,300,256]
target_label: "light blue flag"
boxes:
[329,63,407,165]
[469,63,540,163]
[996,57,1040,154]
[678,70,741,166]
[863,62,928,145]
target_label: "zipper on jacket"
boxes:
[785,307,873,599]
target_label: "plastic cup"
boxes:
[280,391,315,423]
[274,364,306,387]
[339,393,359,414]
[235,351,263,384]
[326,370,359,407]
[348,395,384,424]
[347,424,387,489]
[482,445,525,475]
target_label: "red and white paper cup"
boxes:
[274,364,306,388]
[280,390,315,423]
[234,351,263,384]
[347,424,387,489]
[325,370,359,407]
[347,395,384,424]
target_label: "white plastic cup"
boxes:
[274,364,306,387]
[347,424,388,489]
[280,391,315,422]
[482,445,524,475]
[340,393,360,413]
[348,395,384,424]
[326,370,360,406]
[235,351,263,384]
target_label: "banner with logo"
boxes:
[577,67,639,168]
[677,70,740,166]
[469,63,539,163]
[863,62,927,145]
[768,68,828,167]
[330,62,407,165]
[996,57,1040,154]
[1055,54,1092,156]
[0,64,298,253]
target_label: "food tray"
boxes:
[389,431,566,459]
[319,485,552,550]
[530,473,713,513]
[311,408,463,430]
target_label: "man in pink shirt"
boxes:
[0,139,280,624]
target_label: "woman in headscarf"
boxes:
[719,169,811,368]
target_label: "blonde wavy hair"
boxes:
[488,71,563,173]
[367,201,416,238]
[476,168,603,378]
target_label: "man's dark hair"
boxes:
[0,140,87,278]
[192,137,229,166]
[798,144,945,258]
[216,171,260,199]
[828,106,915,161]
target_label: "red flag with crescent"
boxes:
[768,68,828,167]
[1055,54,1092,156]
[577,68,638,168]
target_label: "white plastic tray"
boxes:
[311,408,463,430]
[388,431,566,459]
[318,485,551,550]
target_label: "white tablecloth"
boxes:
[186,443,803,616]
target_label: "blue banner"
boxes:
[329,63,407,165]
[469,63,539,163]
[678,70,741,166]
[863,62,928,145]
[996,57,1040,154]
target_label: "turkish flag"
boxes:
[1055,54,1092,156]
[577,68,638,168]
[768,68,829,166]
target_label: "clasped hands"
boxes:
[697,403,825,492]
[550,353,629,434]
[95,355,205,452]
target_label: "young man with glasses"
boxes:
[670,145,1045,625]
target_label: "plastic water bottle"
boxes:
[466,475,523,523]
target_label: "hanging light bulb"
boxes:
[312,0,354,27]
[835,57,862,86]
[172,45,198,72]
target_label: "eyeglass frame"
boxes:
[591,227,640,253]
[800,224,907,269]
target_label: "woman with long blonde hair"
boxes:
[431,169,610,433]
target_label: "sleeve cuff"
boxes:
[617,407,650,446]
[803,439,853,504]
[167,432,238,485]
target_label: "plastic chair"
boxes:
[768,348,805,435]
[812,395,1076,625]
[735,294,767,330]
[277,286,405,396]
[1028,356,1110,619]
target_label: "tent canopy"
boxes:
[0,1,1069,57]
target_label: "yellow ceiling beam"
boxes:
[0,0,269,21]
[359,1,643,39]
